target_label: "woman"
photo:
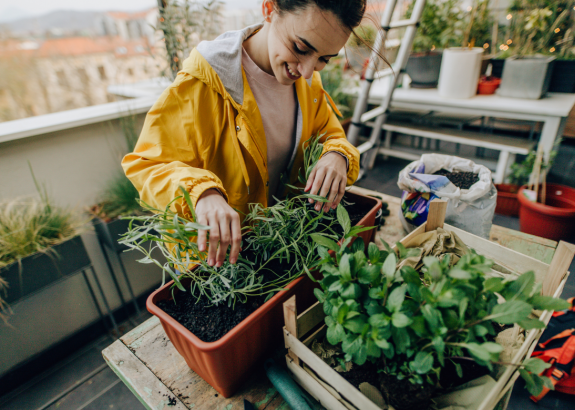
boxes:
[122,0,378,270]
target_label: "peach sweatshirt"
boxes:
[241,47,297,204]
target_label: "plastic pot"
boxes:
[497,56,556,99]
[495,184,520,217]
[405,51,443,88]
[438,47,484,99]
[518,184,575,242]
[548,60,575,93]
[147,192,382,397]
[477,76,501,95]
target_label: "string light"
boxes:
[499,44,509,51]
[555,28,561,33]
[431,45,436,51]
[550,47,556,52]
[483,43,489,49]
[507,39,512,45]
[506,14,512,20]
[467,6,472,11]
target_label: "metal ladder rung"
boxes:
[357,141,374,155]
[361,106,386,124]
[383,19,418,30]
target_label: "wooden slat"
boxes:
[381,121,535,153]
[489,225,557,264]
[542,241,575,297]
[103,340,187,410]
[120,316,160,346]
[425,199,447,232]
[284,330,383,410]
[284,295,300,365]
[297,302,325,340]
[444,224,550,282]
[123,318,283,409]
[286,356,351,410]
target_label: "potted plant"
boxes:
[284,224,571,410]
[437,0,493,99]
[497,3,571,99]
[120,135,382,397]
[548,4,575,93]
[0,173,89,318]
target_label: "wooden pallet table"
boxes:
[102,186,561,410]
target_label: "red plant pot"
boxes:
[517,184,575,242]
[477,76,501,95]
[147,192,381,397]
[495,184,521,217]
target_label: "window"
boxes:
[77,68,89,84]
[98,66,107,81]
[127,68,134,76]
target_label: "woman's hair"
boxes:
[274,0,366,31]
[273,0,388,70]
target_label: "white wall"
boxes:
[0,110,163,377]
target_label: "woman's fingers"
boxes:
[215,212,231,268]
[206,212,220,266]
[229,212,242,264]
[333,179,347,209]
[324,176,341,212]
[317,169,334,211]
[197,214,209,252]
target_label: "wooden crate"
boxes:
[283,200,575,410]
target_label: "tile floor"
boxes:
[1,154,574,410]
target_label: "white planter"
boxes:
[438,47,484,99]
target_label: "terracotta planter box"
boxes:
[518,184,575,242]
[0,236,91,305]
[146,192,381,397]
[283,215,573,410]
[495,184,520,217]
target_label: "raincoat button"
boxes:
[236,125,241,131]
[314,98,317,103]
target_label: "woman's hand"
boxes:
[195,189,242,267]
[304,152,348,212]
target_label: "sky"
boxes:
[0,0,262,22]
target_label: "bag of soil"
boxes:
[397,154,497,239]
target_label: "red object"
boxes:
[530,297,575,402]
[517,184,575,242]
[477,76,501,95]
[147,192,382,397]
[495,184,520,217]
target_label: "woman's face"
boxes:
[265,2,351,85]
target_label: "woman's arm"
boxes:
[122,74,241,266]
[305,73,360,212]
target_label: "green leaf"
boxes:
[449,269,473,280]
[490,300,533,324]
[386,285,407,312]
[401,267,421,284]
[422,305,440,330]
[314,288,326,303]
[368,243,380,264]
[310,233,339,252]
[523,358,551,375]
[358,265,381,285]
[380,239,394,254]
[392,312,413,328]
[336,204,352,235]
[327,323,346,345]
[337,304,349,324]
[342,334,362,355]
[382,253,397,281]
[464,343,492,362]
[339,254,352,282]
[519,369,546,397]
[348,225,376,238]
[351,237,365,253]
[503,271,535,301]
[369,286,385,300]
[366,338,381,358]
[317,245,331,260]
[410,352,434,375]
[483,277,504,293]
[368,313,390,328]
[328,280,343,292]
[344,316,367,334]
[529,296,571,312]
[518,318,546,330]
[341,283,362,299]
[374,338,390,349]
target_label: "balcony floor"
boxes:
[1,155,574,410]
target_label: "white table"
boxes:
[361,79,575,164]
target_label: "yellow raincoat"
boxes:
[122,24,360,219]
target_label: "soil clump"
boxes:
[434,169,479,190]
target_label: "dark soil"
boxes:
[434,169,479,190]
[339,361,380,390]
[439,358,490,390]
[156,197,373,343]
[379,372,437,410]
[331,194,378,238]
